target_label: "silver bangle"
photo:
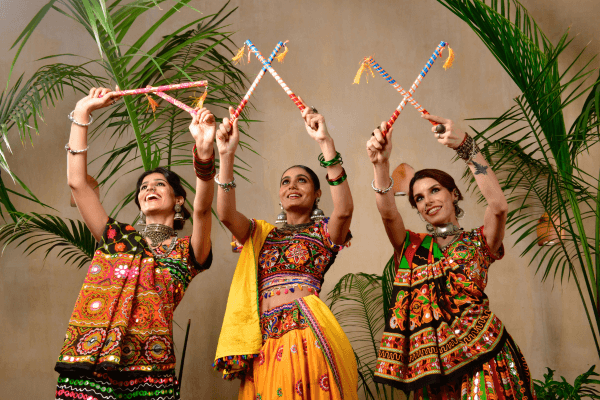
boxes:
[372,177,394,194]
[68,110,93,127]
[214,173,236,192]
[65,143,89,154]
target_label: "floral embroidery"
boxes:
[315,339,321,349]
[114,264,129,279]
[302,338,308,355]
[114,242,126,252]
[290,344,298,354]
[76,328,105,355]
[144,336,171,363]
[319,374,330,391]
[125,225,136,231]
[258,350,265,365]
[107,228,116,239]
[255,394,262,400]
[276,345,284,361]
[277,387,283,397]
[295,380,303,397]
[285,243,310,265]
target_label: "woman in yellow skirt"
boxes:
[212,100,358,399]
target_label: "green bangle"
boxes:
[326,168,348,186]
[318,152,343,168]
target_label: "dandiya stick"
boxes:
[245,40,306,112]
[153,91,198,115]
[384,41,452,133]
[99,81,208,98]
[229,41,286,123]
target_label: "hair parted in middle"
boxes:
[134,167,191,230]
[280,165,321,209]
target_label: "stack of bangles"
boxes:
[193,144,216,181]
[454,133,480,163]
[319,152,348,186]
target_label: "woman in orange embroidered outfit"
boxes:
[212,101,358,399]
[55,87,216,400]
[365,114,535,400]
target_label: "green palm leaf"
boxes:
[0,212,96,269]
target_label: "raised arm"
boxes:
[215,107,252,244]
[299,99,353,245]
[367,123,406,253]
[422,114,508,255]
[68,87,119,242]
[188,108,216,265]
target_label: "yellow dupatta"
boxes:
[213,220,275,379]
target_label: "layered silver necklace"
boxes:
[280,221,314,234]
[140,224,178,257]
[427,222,464,252]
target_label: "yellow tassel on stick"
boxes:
[443,47,455,70]
[275,41,290,63]
[145,94,159,114]
[191,88,208,109]
[353,58,374,85]
[232,45,245,64]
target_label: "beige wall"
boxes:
[1,0,599,398]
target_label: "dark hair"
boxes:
[134,167,191,230]
[408,169,463,209]
[281,165,321,192]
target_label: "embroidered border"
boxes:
[296,297,344,400]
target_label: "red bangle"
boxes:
[193,144,216,181]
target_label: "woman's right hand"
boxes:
[366,121,393,164]
[216,106,239,157]
[74,87,119,115]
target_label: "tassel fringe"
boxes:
[353,58,375,85]
[232,45,246,64]
[145,94,159,114]
[191,88,208,109]
[275,40,290,63]
[443,46,455,70]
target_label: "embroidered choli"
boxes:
[256,218,350,299]
[55,218,211,376]
[375,226,506,390]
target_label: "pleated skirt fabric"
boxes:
[415,334,536,400]
[239,295,358,400]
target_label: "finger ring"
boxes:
[311,106,318,114]
[435,124,446,133]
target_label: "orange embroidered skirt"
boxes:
[239,295,358,400]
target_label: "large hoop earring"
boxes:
[276,202,287,224]
[418,210,434,232]
[174,203,184,221]
[137,210,146,226]
[311,197,325,222]
[454,200,465,219]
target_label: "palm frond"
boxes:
[0,212,96,269]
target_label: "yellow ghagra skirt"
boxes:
[239,295,358,400]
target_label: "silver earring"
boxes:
[137,210,146,226]
[454,201,465,219]
[417,210,434,232]
[311,197,325,222]
[174,204,184,221]
[276,202,287,224]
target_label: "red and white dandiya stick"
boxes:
[245,40,305,112]
[100,81,208,98]
[229,41,287,123]
[153,91,198,115]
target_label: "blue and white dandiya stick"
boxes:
[230,41,286,123]
[245,39,306,112]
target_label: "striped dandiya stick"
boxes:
[245,40,306,112]
[100,81,208,98]
[229,41,286,123]
[153,91,199,115]
[356,41,454,134]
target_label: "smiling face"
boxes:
[412,177,459,226]
[137,172,183,217]
[279,166,322,215]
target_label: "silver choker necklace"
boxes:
[140,224,176,247]
[280,221,314,233]
[426,222,463,238]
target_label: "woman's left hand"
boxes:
[189,107,216,157]
[298,96,331,144]
[422,113,466,149]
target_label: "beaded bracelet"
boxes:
[192,144,216,181]
[65,143,89,154]
[214,174,236,192]
[371,177,394,194]
[318,152,343,168]
[68,110,93,127]
[455,133,481,163]
[326,168,348,186]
